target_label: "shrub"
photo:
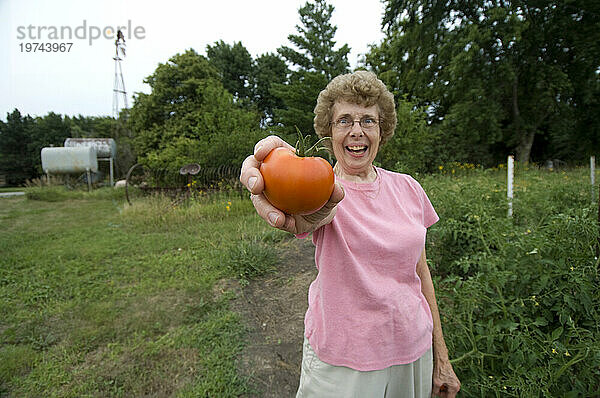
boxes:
[422,168,600,396]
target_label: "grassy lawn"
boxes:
[1,189,285,397]
[0,188,26,193]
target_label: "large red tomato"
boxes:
[259,147,334,215]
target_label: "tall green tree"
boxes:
[273,0,350,138]
[206,40,255,105]
[128,49,264,171]
[0,110,36,185]
[369,0,600,164]
[253,52,289,124]
[278,0,350,80]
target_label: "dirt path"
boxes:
[230,237,317,398]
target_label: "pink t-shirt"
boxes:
[304,167,439,371]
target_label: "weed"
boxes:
[226,239,279,286]
[421,167,600,396]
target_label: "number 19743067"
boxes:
[19,43,73,52]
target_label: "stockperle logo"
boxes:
[16,20,146,46]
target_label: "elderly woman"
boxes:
[240,71,460,397]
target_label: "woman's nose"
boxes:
[349,123,364,137]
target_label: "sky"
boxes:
[1,0,386,121]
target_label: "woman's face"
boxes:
[330,101,381,180]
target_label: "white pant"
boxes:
[296,338,433,398]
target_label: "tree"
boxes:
[271,71,330,137]
[0,110,36,185]
[206,40,255,105]
[369,0,600,164]
[128,49,264,171]
[376,96,444,173]
[68,115,115,139]
[273,0,350,138]
[278,0,350,80]
[0,110,72,185]
[253,52,289,124]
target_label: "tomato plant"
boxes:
[259,134,334,215]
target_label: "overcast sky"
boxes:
[1,0,386,121]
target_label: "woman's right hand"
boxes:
[240,135,344,234]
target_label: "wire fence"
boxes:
[125,163,243,206]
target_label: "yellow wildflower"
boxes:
[552,348,557,354]
[565,350,571,357]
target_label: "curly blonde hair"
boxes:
[314,70,397,156]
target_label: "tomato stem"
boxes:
[294,127,330,157]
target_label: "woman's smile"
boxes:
[346,145,368,156]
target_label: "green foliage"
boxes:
[421,167,600,396]
[273,0,350,136]
[278,0,350,81]
[272,70,330,138]
[0,109,135,186]
[0,110,72,185]
[370,0,600,164]
[207,40,255,105]
[68,115,115,139]
[0,110,36,185]
[128,49,265,172]
[253,52,289,123]
[206,41,289,124]
[376,96,444,174]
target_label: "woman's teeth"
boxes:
[347,145,367,153]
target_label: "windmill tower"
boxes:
[112,30,128,119]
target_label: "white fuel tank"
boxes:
[41,147,98,174]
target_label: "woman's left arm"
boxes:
[416,248,461,397]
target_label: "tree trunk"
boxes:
[511,76,533,163]
[516,129,535,164]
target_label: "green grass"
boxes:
[0,190,278,397]
[1,168,599,397]
[0,187,26,193]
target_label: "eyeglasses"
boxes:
[331,116,380,131]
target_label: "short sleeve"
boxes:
[409,176,439,228]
